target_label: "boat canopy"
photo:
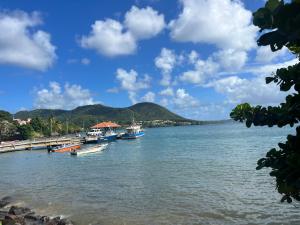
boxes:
[91,121,121,129]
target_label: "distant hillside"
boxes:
[15,102,189,127]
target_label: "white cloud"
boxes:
[180,57,219,84]
[81,58,91,65]
[141,91,155,102]
[213,49,248,71]
[106,87,119,93]
[116,68,151,104]
[34,82,96,110]
[155,48,177,86]
[173,88,199,109]
[255,46,289,63]
[207,75,288,106]
[169,0,257,51]
[81,6,165,57]
[80,19,136,57]
[0,10,56,71]
[159,87,174,96]
[124,6,165,39]
[188,50,199,64]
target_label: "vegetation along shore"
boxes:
[0,102,229,142]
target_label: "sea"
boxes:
[0,122,299,225]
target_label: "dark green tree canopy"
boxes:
[0,110,12,122]
[231,0,300,203]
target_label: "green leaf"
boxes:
[266,76,275,84]
[265,0,283,12]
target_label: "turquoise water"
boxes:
[0,123,299,225]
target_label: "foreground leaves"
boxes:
[231,0,300,203]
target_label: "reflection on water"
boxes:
[0,123,299,225]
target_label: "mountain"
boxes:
[15,102,190,127]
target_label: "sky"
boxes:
[0,0,297,120]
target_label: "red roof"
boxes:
[91,121,121,128]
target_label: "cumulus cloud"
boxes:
[0,10,56,71]
[116,68,151,104]
[204,58,298,106]
[141,91,155,102]
[255,46,289,63]
[80,19,136,57]
[80,6,165,57]
[159,87,174,96]
[206,75,288,105]
[173,88,199,109]
[180,57,219,84]
[169,0,257,51]
[155,48,177,86]
[124,6,165,39]
[34,82,96,109]
[213,49,247,71]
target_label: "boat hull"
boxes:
[52,144,81,153]
[98,134,117,142]
[122,131,145,139]
[71,144,108,156]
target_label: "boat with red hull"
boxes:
[50,143,81,153]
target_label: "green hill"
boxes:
[15,102,189,127]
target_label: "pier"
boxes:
[0,137,83,153]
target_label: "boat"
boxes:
[50,143,81,153]
[122,119,145,139]
[89,121,121,143]
[70,143,108,156]
[100,129,118,142]
[86,128,103,136]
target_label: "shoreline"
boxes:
[0,196,74,225]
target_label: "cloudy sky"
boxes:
[0,0,296,120]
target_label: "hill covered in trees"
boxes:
[15,102,192,127]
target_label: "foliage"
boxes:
[17,124,34,140]
[0,121,17,141]
[231,0,300,203]
[0,110,12,122]
[14,103,189,128]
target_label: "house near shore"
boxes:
[13,118,31,125]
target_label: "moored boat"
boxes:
[89,121,121,143]
[51,143,81,153]
[122,124,144,139]
[70,143,108,156]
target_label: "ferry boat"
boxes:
[50,143,81,153]
[84,128,103,144]
[89,121,121,143]
[122,123,145,139]
[101,129,118,142]
[70,143,108,156]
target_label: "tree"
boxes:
[30,117,45,133]
[17,124,34,140]
[0,110,12,122]
[0,121,17,141]
[230,0,300,203]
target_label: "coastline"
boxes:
[0,196,74,225]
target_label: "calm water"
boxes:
[0,123,299,225]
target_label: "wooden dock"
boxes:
[0,137,83,153]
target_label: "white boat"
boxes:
[122,117,145,139]
[70,143,108,156]
[86,128,103,136]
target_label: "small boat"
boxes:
[51,143,81,153]
[70,144,108,156]
[100,130,118,142]
[122,124,145,139]
[86,128,103,137]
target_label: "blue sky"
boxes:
[0,0,296,120]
